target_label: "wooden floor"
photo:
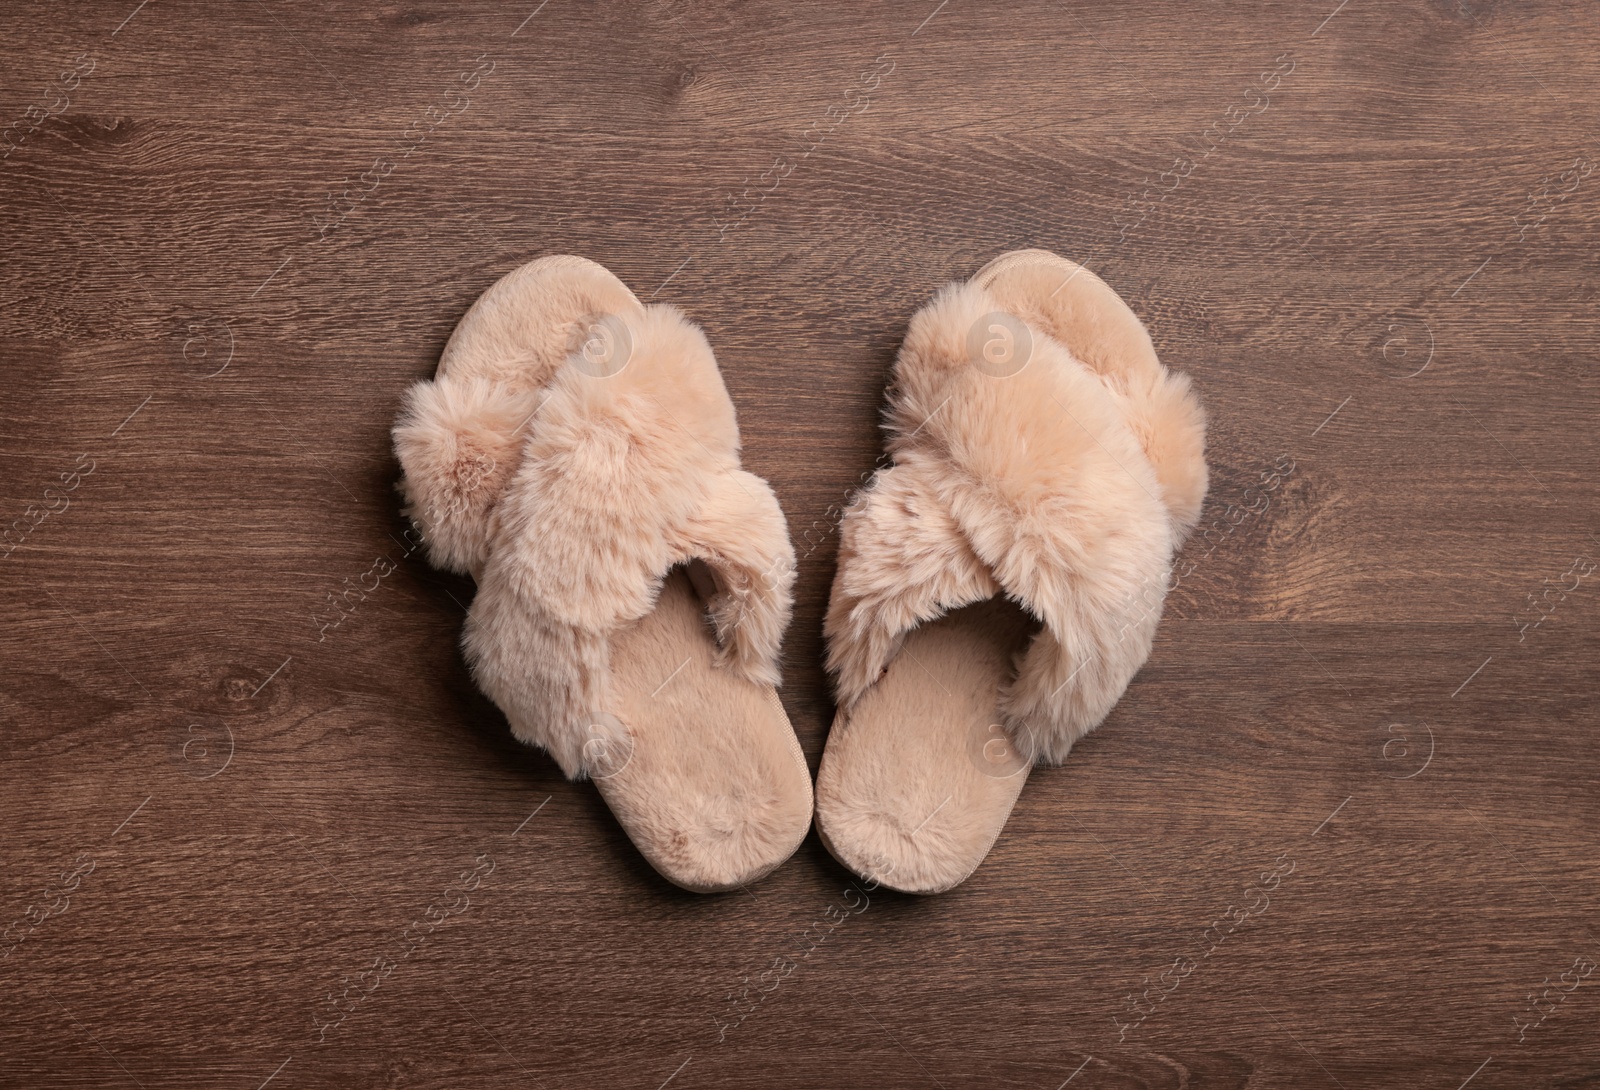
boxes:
[3,1,1598,1086]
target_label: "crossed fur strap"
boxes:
[396,303,795,778]
[825,281,1205,764]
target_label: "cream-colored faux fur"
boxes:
[825,277,1207,764]
[973,251,1209,545]
[396,293,794,780]
[393,375,541,578]
[393,255,646,580]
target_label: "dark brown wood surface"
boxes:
[3,1,1598,1086]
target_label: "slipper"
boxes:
[814,249,1208,893]
[393,255,812,893]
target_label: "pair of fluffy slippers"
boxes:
[392,251,1206,894]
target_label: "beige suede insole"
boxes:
[816,597,1038,894]
[598,567,813,893]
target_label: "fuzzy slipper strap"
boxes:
[460,304,794,778]
[393,255,647,578]
[827,280,1186,764]
[824,457,1001,706]
[671,468,797,688]
[392,375,541,577]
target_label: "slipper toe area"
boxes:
[599,571,813,893]
[598,730,813,892]
[816,756,1020,896]
[815,599,1036,895]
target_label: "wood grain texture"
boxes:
[2,0,1598,1086]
